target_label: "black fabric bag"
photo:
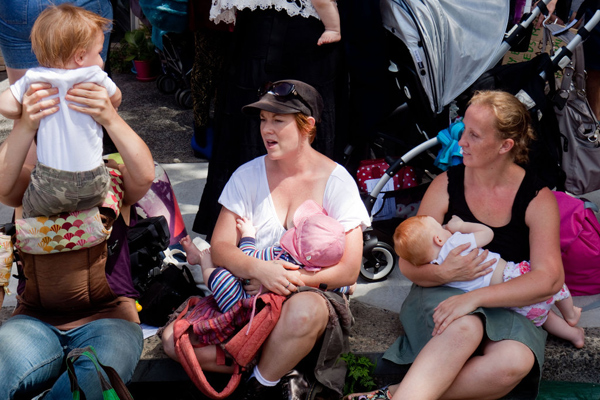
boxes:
[126,214,203,326]
[127,215,170,294]
[138,263,204,327]
[127,215,170,264]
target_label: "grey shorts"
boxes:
[22,162,111,218]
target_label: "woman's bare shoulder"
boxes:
[526,186,559,222]
[417,172,449,216]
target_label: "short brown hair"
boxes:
[393,215,434,266]
[31,3,111,68]
[294,113,317,144]
[468,90,536,165]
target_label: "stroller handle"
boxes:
[364,137,439,214]
[541,9,600,78]
[490,0,554,70]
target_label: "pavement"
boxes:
[2,70,600,392]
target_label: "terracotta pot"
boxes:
[133,60,157,82]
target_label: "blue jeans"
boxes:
[0,0,113,69]
[0,315,143,400]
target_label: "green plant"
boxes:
[108,41,133,73]
[339,352,377,396]
[123,26,156,62]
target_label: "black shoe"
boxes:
[240,377,281,400]
[280,368,335,400]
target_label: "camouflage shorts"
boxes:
[22,162,111,218]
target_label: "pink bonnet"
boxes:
[279,200,346,271]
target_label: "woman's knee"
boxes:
[444,314,484,344]
[484,340,535,387]
[278,293,328,337]
[74,319,143,382]
[0,316,63,398]
[161,322,178,361]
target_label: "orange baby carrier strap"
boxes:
[173,293,286,399]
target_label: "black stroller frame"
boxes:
[359,0,600,281]
[155,32,195,109]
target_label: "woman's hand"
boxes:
[439,244,495,282]
[534,0,558,28]
[432,291,480,336]
[21,83,59,131]
[66,82,117,127]
[255,259,305,296]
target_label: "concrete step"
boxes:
[2,299,600,399]
[2,300,599,386]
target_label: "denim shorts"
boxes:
[0,0,112,69]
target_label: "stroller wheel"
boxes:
[176,88,193,109]
[157,74,178,94]
[360,242,397,282]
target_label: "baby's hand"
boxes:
[445,215,464,233]
[236,217,256,238]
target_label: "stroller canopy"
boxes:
[381,0,509,114]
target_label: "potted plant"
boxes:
[124,26,158,81]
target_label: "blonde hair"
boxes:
[393,215,435,266]
[294,113,316,144]
[468,90,536,165]
[31,3,111,68]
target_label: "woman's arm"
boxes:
[66,82,154,205]
[0,83,59,206]
[296,226,363,289]
[432,187,564,335]
[399,173,494,286]
[211,207,306,295]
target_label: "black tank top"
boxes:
[444,164,543,262]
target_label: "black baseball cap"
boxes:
[242,80,324,123]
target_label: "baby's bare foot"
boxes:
[180,235,210,266]
[196,248,213,270]
[565,306,582,327]
[317,30,341,46]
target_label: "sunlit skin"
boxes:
[66,31,105,70]
[259,110,311,161]
[459,104,507,168]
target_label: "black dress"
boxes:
[192,7,349,238]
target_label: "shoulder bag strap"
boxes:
[173,297,242,399]
[66,346,134,400]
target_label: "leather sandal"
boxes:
[343,385,393,400]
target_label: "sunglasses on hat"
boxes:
[258,81,314,117]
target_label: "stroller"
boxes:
[155,32,195,109]
[137,0,195,109]
[359,0,600,281]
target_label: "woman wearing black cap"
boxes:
[161,80,370,398]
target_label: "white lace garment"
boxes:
[210,0,321,25]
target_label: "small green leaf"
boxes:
[339,352,377,396]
